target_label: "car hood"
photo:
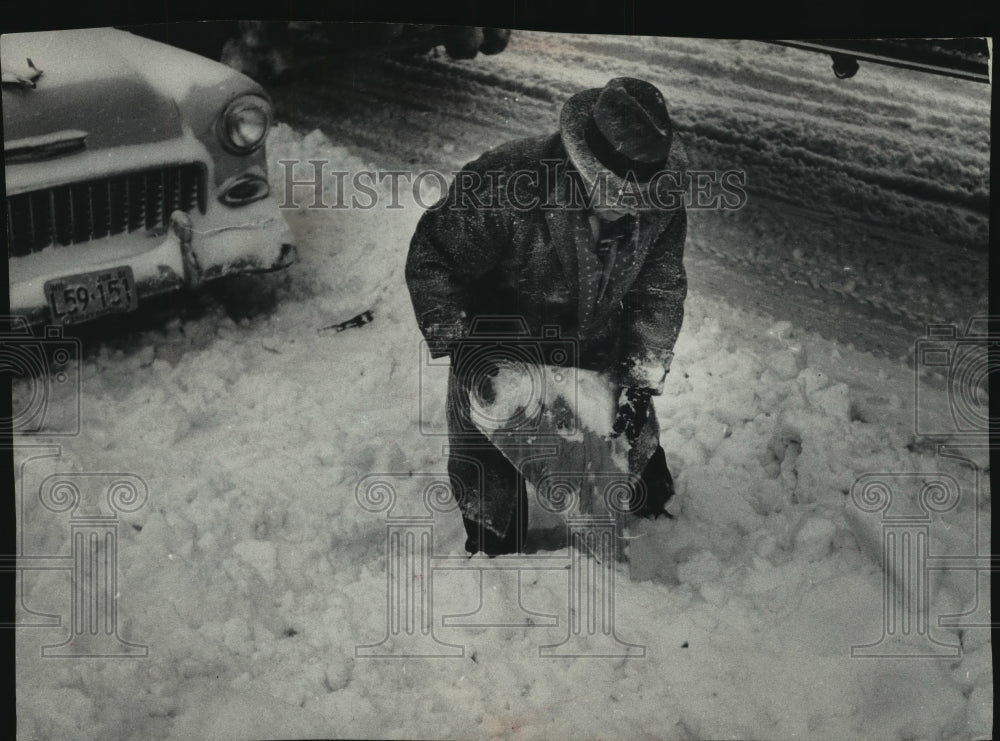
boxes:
[2,28,210,153]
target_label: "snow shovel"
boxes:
[468,360,658,574]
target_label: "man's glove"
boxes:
[612,386,654,445]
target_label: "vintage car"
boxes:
[3,27,295,326]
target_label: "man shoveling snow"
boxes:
[405,77,688,555]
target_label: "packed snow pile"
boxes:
[13,122,991,741]
[14,34,992,741]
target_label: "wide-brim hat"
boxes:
[560,77,686,209]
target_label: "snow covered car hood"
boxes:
[2,29,185,152]
[2,28,260,194]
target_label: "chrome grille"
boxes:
[6,164,206,258]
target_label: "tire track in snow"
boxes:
[267,33,988,359]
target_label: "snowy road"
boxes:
[269,34,988,360]
[13,31,992,741]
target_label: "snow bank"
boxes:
[14,42,991,741]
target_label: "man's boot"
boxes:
[462,484,528,556]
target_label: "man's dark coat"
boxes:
[406,132,687,539]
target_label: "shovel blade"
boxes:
[470,362,656,576]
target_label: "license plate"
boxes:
[45,266,139,325]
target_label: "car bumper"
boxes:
[8,195,296,325]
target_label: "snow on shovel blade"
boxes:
[469,361,646,567]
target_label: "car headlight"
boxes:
[218,95,272,154]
